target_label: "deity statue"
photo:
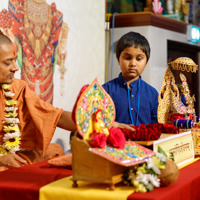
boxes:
[158,57,197,124]
[7,0,69,104]
[158,66,180,124]
[174,0,190,23]
[179,73,196,117]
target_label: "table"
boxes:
[0,161,72,200]
[127,159,200,200]
[0,159,200,200]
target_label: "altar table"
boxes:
[0,159,200,200]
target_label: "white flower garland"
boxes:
[136,172,160,188]
[0,84,21,155]
[123,151,167,193]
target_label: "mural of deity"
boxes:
[6,0,68,104]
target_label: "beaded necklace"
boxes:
[127,77,141,126]
[0,84,21,155]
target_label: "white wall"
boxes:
[0,0,105,152]
[107,25,199,93]
[51,0,105,151]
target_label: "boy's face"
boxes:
[118,45,147,83]
[0,43,18,85]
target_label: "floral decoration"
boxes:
[89,141,155,167]
[74,78,115,140]
[123,147,167,193]
[88,132,107,148]
[0,84,21,155]
[170,113,185,123]
[122,123,179,141]
[108,127,126,149]
[160,123,179,134]
[87,127,126,149]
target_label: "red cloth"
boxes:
[0,161,72,200]
[1,159,200,200]
[128,159,200,200]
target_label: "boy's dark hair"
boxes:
[116,31,150,62]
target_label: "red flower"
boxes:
[88,132,107,148]
[108,127,126,149]
[161,123,179,134]
[121,123,163,141]
[170,113,184,123]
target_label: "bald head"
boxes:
[0,33,13,46]
[0,34,14,57]
[0,33,18,84]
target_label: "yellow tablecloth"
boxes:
[39,176,134,200]
[40,158,200,200]
[178,157,200,169]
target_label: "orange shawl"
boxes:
[0,78,63,153]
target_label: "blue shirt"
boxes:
[102,73,158,125]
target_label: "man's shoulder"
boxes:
[12,78,26,84]
[12,78,27,90]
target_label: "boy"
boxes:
[103,31,158,126]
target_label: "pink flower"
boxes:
[88,132,107,148]
[108,127,126,149]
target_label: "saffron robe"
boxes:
[0,78,63,155]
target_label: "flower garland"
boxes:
[121,123,179,141]
[0,84,21,155]
[123,147,168,193]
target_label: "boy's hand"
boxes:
[112,121,135,131]
[0,154,28,168]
